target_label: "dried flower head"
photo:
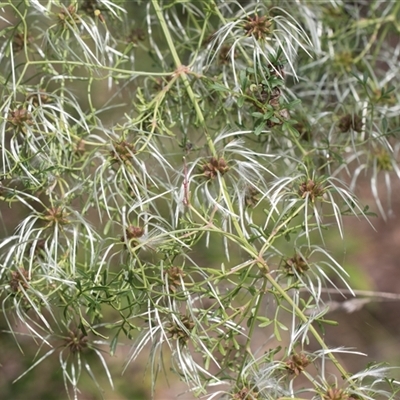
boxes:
[165,266,186,292]
[244,15,272,40]
[286,352,311,375]
[110,140,136,164]
[8,107,33,128]
[166,315,195,344]
[64,330,88,354]
[122,225,145,247]
[245,186,260,207]
[13,32,32,52]
[44,207,69,226]
[125,225,144,240]
[218,45,237,65]
[201,157,229,180]
[338,114,362,133]
[9,268,30,292]
[284,253,309,275]
[58,5,80,25]
[298,179,324,202]
[74,139,86,154]
[232,387,259,399]
[323,387,349,400]
[26,90,50,107]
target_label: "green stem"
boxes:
[264,272,351,382]
[193,203,351,381]
[152,0,217,157]
[236,277,267,385]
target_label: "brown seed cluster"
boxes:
[244,15,272,40]
[286,352,310,375]
[64,330,88,354]
[122,225,145,247]
[8,107,33,128]
[166,315,195,344]
[218,45,237,65]
[244,185,260,207]
[323,387,350,400]
[45,207,69,226]
[110,140,136,164]
[338,114,362,133]
[26,90,50,107]
[125,225,144,240]
[165,266,186,292]
[13,32,32,52]
[74,139,86,155]
[58,5,80,25]
[284,253,309,275]
[201,157,229,180]
[9,269,30,292]
[232,387,259,399]
[298,179,324,202]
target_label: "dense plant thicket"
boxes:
[1,0,400,399]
